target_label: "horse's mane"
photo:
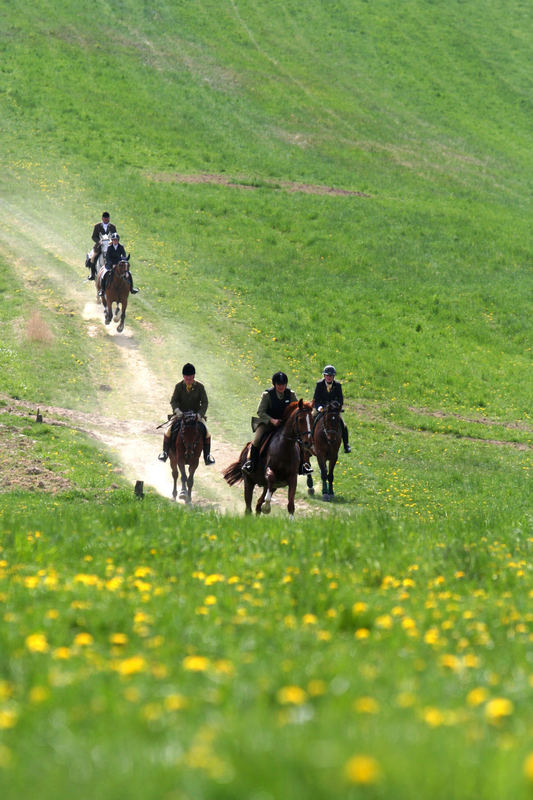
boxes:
[282,399,313,420]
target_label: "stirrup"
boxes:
[158,451,168,462]
[344,445,351,453]
[204,454,215,465]
[302,462,313,474]
[242,460,254,473]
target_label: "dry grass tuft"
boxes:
[26,311,54,344]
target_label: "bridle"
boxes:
[319,403,342,445]
[284,407,313,449]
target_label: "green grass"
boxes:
[0,501,531,799]
[0,0,532,797]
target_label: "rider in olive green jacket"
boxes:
[158,363,215,465]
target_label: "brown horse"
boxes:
[307,401,342,500]
[96,258,130,333]
[168,411,204,503]
[223,399,313,518]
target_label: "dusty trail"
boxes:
[0,201,319,516]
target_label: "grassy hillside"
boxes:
[0,0,532,798]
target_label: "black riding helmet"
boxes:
[323,365,336,376]
[182,363,196,376]
[272,371,288,385]
[111,232,120,240]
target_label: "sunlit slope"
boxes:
[1,0,531,418]
[2,0,531,192]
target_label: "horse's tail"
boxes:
[222,443,249,486]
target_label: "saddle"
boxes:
[169,412,205,447]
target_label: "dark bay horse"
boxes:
[96,258,130,333]
[169,411,203,503]
[307,401,342,500]
[223,399,313,518]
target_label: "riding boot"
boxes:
[128,274,139,294]
[98,272,107,297]
[242,444,259,474]
[89,261,97,281]
[158,437,169,462]
[342,425,351,453]
[203,436,215,465]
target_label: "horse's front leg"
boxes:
[171,463,178,501]
[318,458,329,500]
[178,465,189,502]
[256,486,270,515]
[306,473,315,496]
[260,468,276,514]
[116,308,126,333]
[287,474,298,519]
[186,465,197,503]
[243,476,254,515]
[328,456,338,498]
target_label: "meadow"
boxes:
[0,0,532,797]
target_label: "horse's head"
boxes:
[100,234,111,254]
[116,259,129,277]
[178,412,202,462]
[284,399,313,449]
[321,401,342,445]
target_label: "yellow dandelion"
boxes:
[109,633,128,646]
[523,752,533,783]
[114,655,146,676]
[164,693,188,711]
[485,697,514,723]
[183,655,210,672]
[205,595,217,605]
[205,573,224,586]
[344,754,381,785]
[439,654,461,671]
[0,709,18,729]
[277,685,307,705]
[375,614,393,630]
[303,613,318,625]
[52,647,72,660]
[466,687,489,707]
[25,632,49,653]
[353,696,380,714]
[74,632,93,647]
[422,707,445,727]
[352,602,368,614]
[355,628,370,640]
[29,686,50,704]
[214,659,235,676]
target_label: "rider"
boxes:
[98,233,139,295]
[312,365,351,453]
[158,363,215,466]
[86,211,116,280]
[242,371,313,474]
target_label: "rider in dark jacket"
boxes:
[312,365,351,453]
[98,233,138,295]
[87,211,116,279]
[242,371,312,474]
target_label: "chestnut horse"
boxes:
[307,401,342,500]
[96,258,130,333]
[168,411,204,503]
[223,399,313,518]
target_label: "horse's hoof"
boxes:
[308,487,315,496]
[322,494,330,501]
[117,324,124,333]
[288,514,294,521]
[262,502,271,515]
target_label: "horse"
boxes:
[307,401,342,500]
[96,258,130,333]
[168,411,204,503]
[223,399,313,518]
[86,234,111,277]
